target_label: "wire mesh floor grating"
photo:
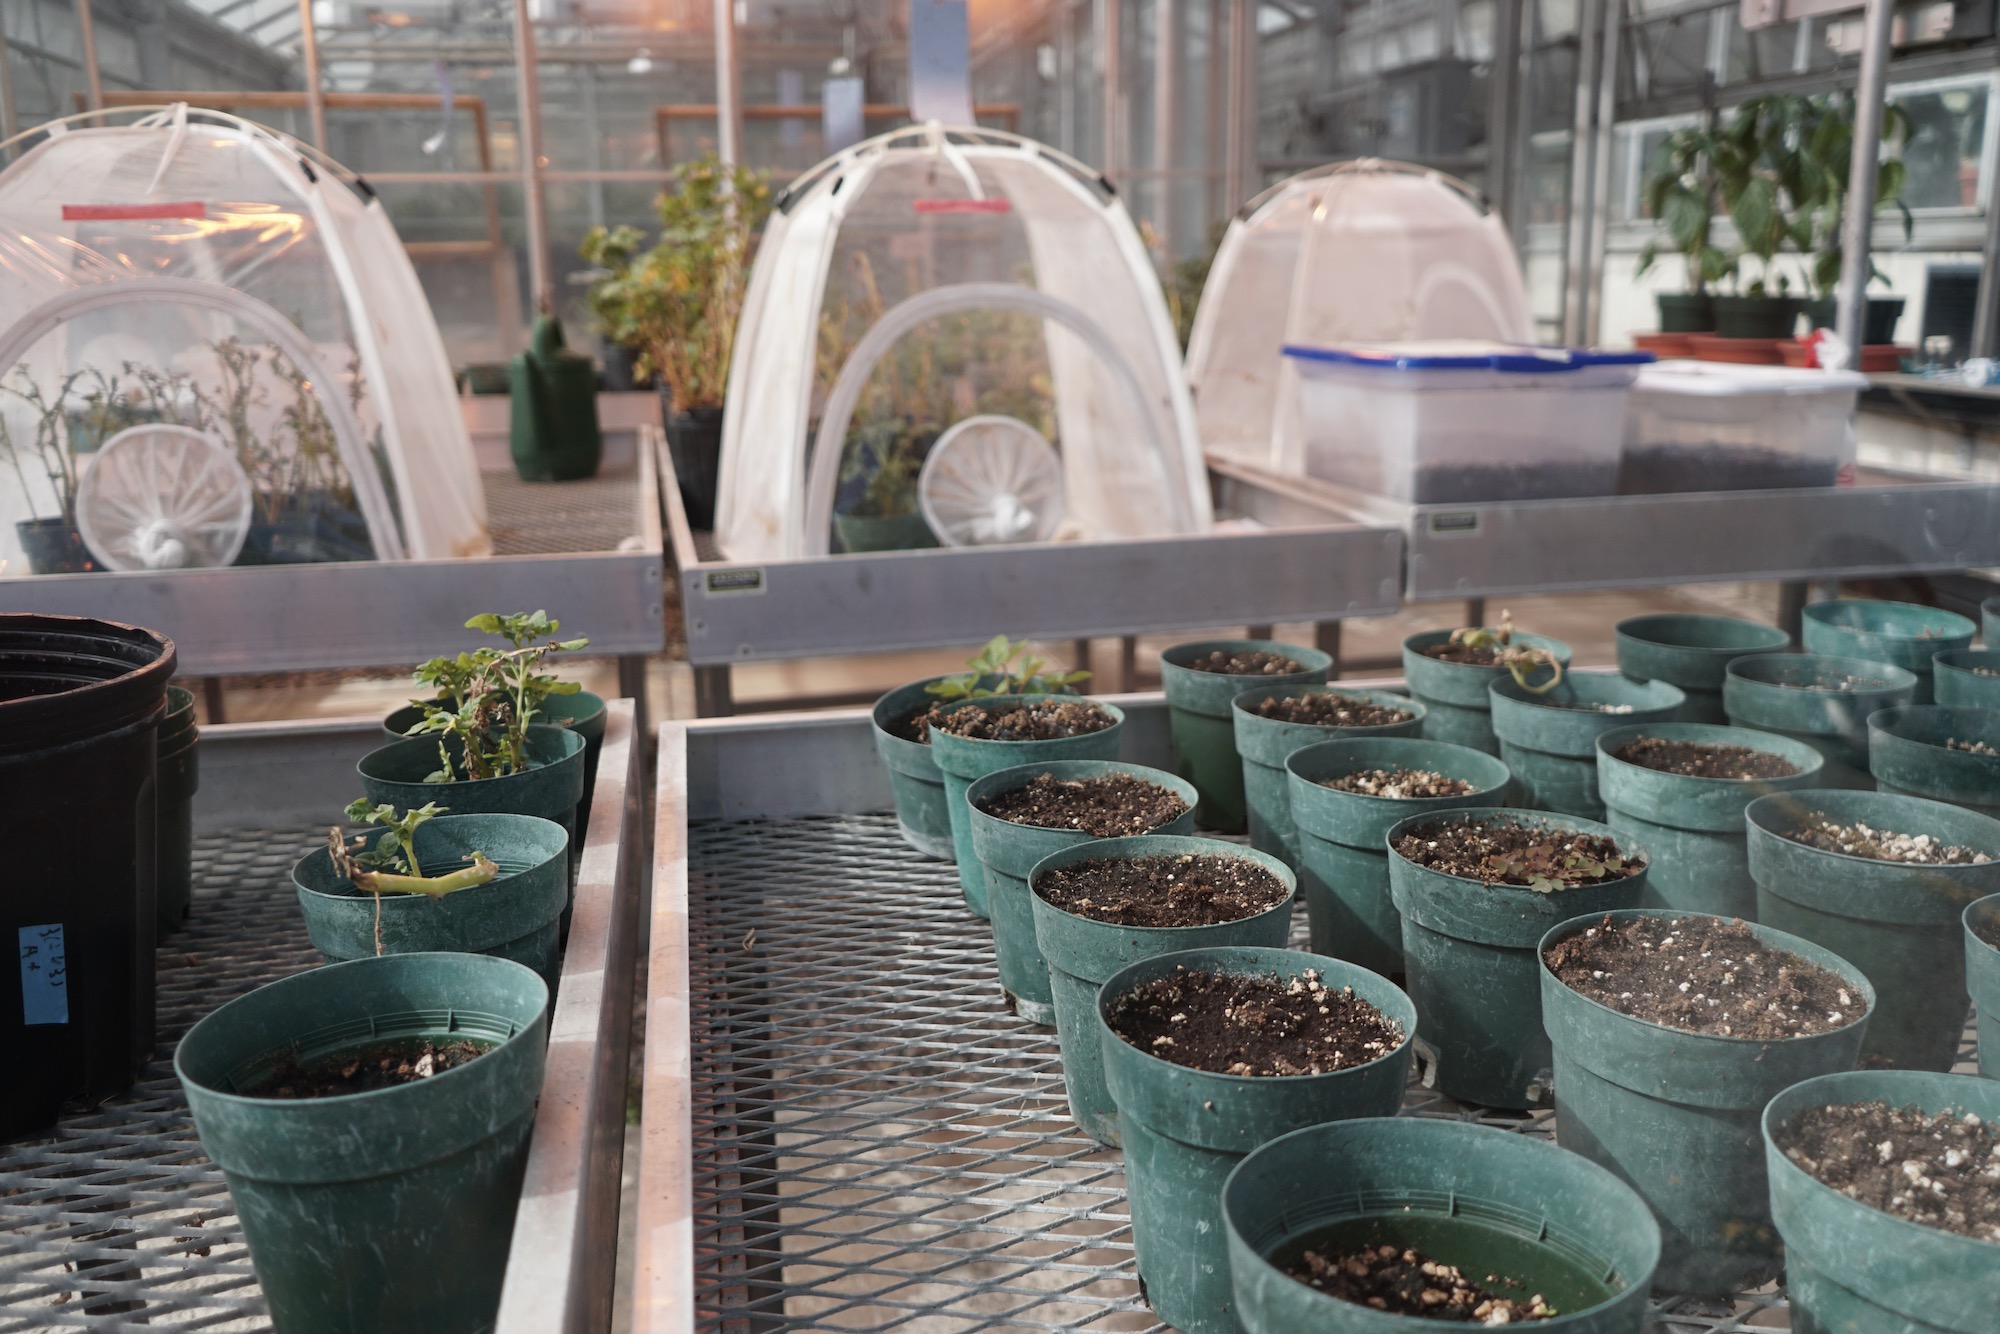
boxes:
[682,812,1986,1333]
[1,828,321,1331]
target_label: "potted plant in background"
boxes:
[0,367,93,573]
[1636,120,1733,350]
[1794,93,1913,354]
[579,154,772,530]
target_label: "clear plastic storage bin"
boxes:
[1619,360,1867,494]
[1280,341,1652,504]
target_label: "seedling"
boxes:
[330,800,499,955]
[405,611,589,782]
[1448,610,1564,695]
[926,635,1090,704]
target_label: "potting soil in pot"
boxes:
[1186,648,1308,676]
[925,698,1115,741]
[1035,853,1288,928]
[1773,1101,2000,1242]
[975,771,1187,837]
[1246,692,1416,728]
[1417,638,1558,674]
[1391,819,1643,889]
[1280,1240,1564,1322]
[247,1037,493,1097]
[1104,965,1405,1076]
[1321,767,1475,799]
[1610,736,1800,780]
[1778,815,1992,865]
[1544,915,1861,1038]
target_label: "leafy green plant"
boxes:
[1790,94,1914,298]
[1491,843,1637,894]
[579,155,774,411]
[1637,122,1735,294]
[0,367,87,524]
[341,799,449,878]
[329,799,496,955]
[406,611,589,782]
[925,635,1090,704]
[1449,612,1563,695]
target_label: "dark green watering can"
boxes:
[509,314,602,481]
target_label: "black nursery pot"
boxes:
[16,517,95,574]
[664,397,724,530]
[1656,292,1715,334]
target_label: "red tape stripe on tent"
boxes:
[62,202,208,221]
[913,198,1010,214]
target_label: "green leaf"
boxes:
[465,613,504,634]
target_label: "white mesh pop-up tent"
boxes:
[0,105,486,575]
[714,124,1210,559]
[1186,159,1533,465]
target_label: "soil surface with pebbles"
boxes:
[1544,915,1862,1039]
[1948,737,2000,756]
[919,698,1115,743]
[1033,852,1288,928]
[975,771,1187,838]
[1105,966,1404,1077]
[1247,692,1415,728]
[1286,1245,1559,1324]
[1185,648,1306,676]
[1781,817,1992,865]
[1324,767,1477,799]
[250,1038,491,1099]
[1776,1101,2000,1242]
[1612,736,1801,780]
[1393,818,1644,891]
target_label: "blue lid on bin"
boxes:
[1281,341,1656,373]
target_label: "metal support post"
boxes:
[1559,0,1602,344]
[1974,122,2000,358]
[512,0,553,315]
[0,13,20,144]
[1099,0,1122,178]
[1487,0,1523,234]
[1222,0,1255,207]
[73,0,104,114]
[1153,0,1178,253]
[296,0,327,149]
[1584,0,1623,346]
[1315,620,1342,677]
[1837,0,1896,367]
[714,0,742,167]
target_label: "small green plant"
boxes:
[329,800,497,955]
[1637,122,1734,295]
[1492,843,1638,894]
[406,611,589,782]
[341,799,448,878]
[1449,612,1563,695]
[925,635,1090,704]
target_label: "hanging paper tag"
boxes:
[18,924,69,1026]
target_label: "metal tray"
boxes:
[0,702,641,1332]
[637,694,1979,1334]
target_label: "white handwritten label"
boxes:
[19,924,69,1025]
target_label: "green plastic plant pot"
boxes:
[1595,722,1825,919]
[157,685,199,935]
[175,952,549,1333]
[387,691,607,831]
[1030,835,1296,1147]
[870,677,958,860]
[1985,596,1999,649]
[1763,1069,2000,1333]
[1402,628,1573,757]
[965,761,1197,1025]
[1723,653,1918,789]
[1285,737,1510,976]
[1489,672,1686,821]
[1160,640,1331,832]
[1934,649,2000,711]
[1869,705,2000,816]
[1098,946,1415,1334]
[1615,613,1791,725]
[360,724,586,852]
[1539,909,1874,1295]
[1386,809,1650,1109]
[1802,599,1976,706]
[1231,685,1425,863]
[929,696,1125,917]
[292,814,570,989]
[1967,894,2000,1080]
[1746,789,2000,1071]
[1223,1117,1660,1334]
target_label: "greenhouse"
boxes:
[5,3,2000,1333]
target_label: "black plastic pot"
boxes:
[1812,296,1909,345]
[176,952,548,1332]
[16,516,95,574]
[1224,1119,1661,1334]
[1099,946,1415,1334]
[1657,292,1715,334]
[1763,1069,2000,1333]
[1,614,177,1138]
[156,686,200,935]
[1746,788,2000,1071]
[664,397,724,530]
[235,493,375,566]
[1711,295,1798,339]
[1385,809,1650,1109]
[833,511,939,553]
[1539,909,1874,1295]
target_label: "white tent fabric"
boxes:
[1186,159,1533,466]
[714,123,1210,560]
[0,105,487,572]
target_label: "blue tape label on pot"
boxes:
[705,568,765,596]
[18,924,69,1025]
